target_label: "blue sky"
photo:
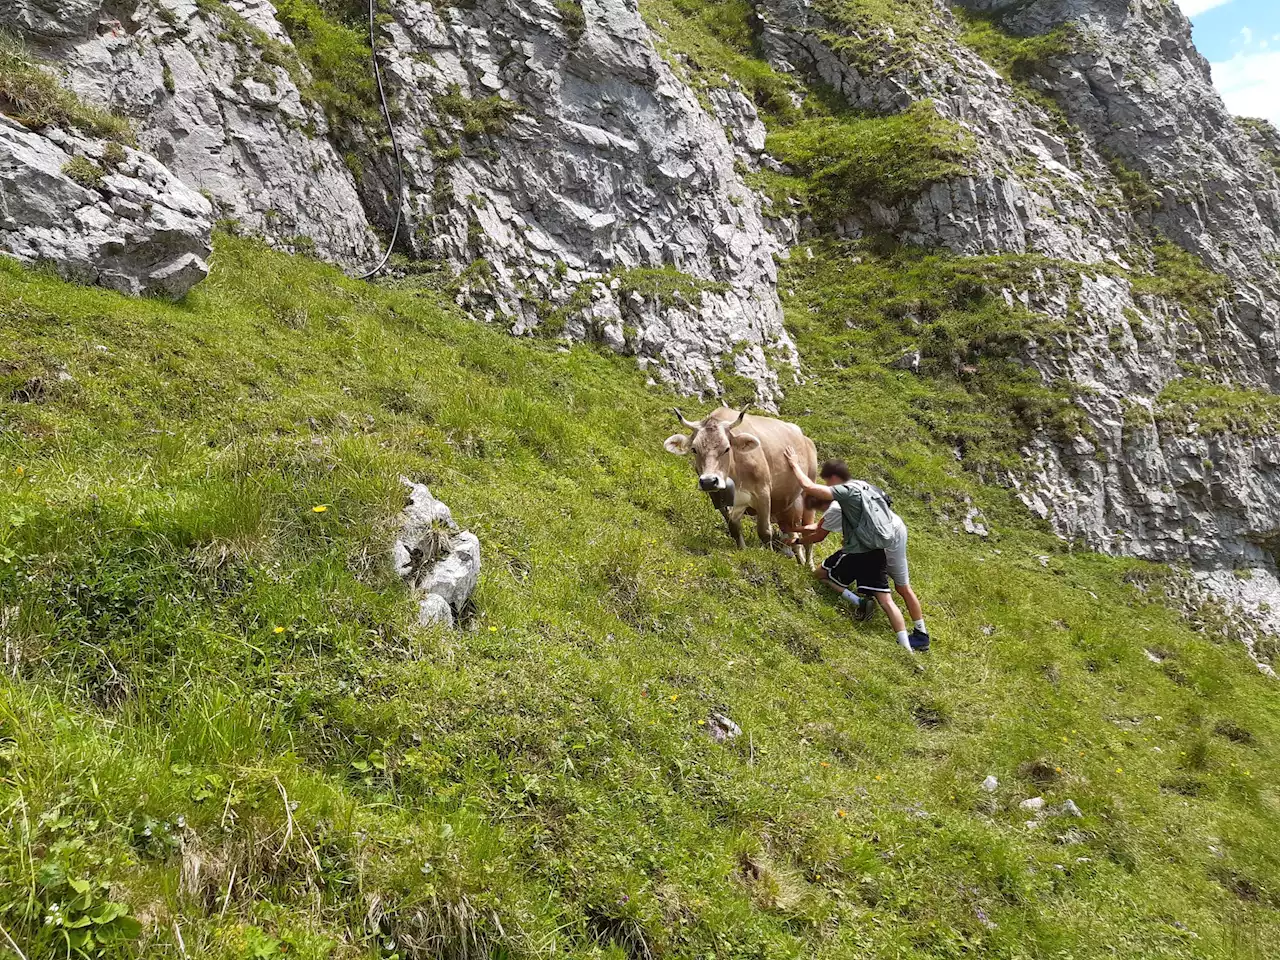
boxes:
[1177,0,1280,124]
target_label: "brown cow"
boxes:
[663,406,819,566]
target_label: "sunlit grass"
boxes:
[0,236,1278,958]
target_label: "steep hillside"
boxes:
[5,3,1280,957]
[11,0,1280,616]
[2,236,1280,958]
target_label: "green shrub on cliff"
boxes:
[765,102,972,221]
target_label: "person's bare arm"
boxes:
[796,527,830,546]
[783,447,834,503]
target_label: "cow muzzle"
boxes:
[698,474,723,492]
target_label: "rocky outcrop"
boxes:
[393,479,481,629]
[758,0,1131,265]
[366,0,793,403]
[965,0,1280,573]
[30,0,381,266]
[753,0,1280,591]
[0,115,212,297]
[12,0,793,404]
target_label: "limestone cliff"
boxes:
[751,0,1280,602]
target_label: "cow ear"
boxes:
[664,434,691,455]
[731,432,761,453]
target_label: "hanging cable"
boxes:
[359,0,405,280]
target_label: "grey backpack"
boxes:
[835,481,897,551]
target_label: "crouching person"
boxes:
[783,451,930,652]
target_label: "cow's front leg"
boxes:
[721,506,747,549]
[754,491,773,548]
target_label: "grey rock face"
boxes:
[0,116,213,297]
[367,0,794,404]
[758,0,1131,265]
[756,0,1280,615]
[34,0,380,266]
[393,479,481,628]
[0,0,102,40]
[22,0,793,403]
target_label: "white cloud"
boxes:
[1176,0,1236,16]
[1212,50,1280,125]
[1240,26,1254,45]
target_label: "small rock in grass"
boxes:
[1019,796,1046,812]
[982,775,999,793]
[705,711,741,743]
[1061,799,1083,818]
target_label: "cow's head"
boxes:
[663,406,761,492]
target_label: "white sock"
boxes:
[896,630,911,650]
[841,589,862,606]
[914,619,927,633]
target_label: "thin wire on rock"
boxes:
[359,0,405,281]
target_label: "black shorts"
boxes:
[821,549,890,593]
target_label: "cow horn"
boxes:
[731,405,750,429]
[673,407,700,430]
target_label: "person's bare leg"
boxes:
[896,583,924,623]
[874,592,907,635]
[815,565,844,595]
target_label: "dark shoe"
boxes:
[908,628,931,652]
[853,598,877,622]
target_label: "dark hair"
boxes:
[819,459,851,482]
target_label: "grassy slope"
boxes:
[1,237,1279,959]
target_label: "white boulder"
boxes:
[0,116,212,298]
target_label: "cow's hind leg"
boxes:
[754,492,774,548]
[801,500,816,570]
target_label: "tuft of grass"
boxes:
[271,0,381,130]
[198,0,379,132]
[1239,116,1280,178]
[435,83,523,138]
[765,102,972,221]
[615,265,729,307]
[956,11,1076,131]
[1131,239,1230,322]
[194,0,304,84]
[0,33,135,144]
[641,0,803,123]
[556,0,587,43]
[61,155,105,190]
[1156,378,1280,438]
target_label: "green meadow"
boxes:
[1,235,1277,958]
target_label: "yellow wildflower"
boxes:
[274,626,286,634]
[312,505,329,513]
